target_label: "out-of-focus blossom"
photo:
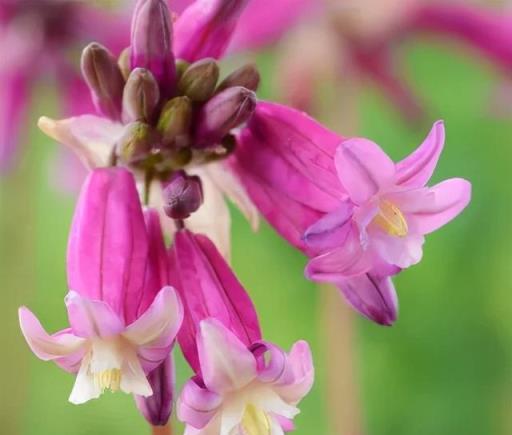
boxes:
[233,102,471,325]
[177,319,314,435]
[19,168,183,404]
[0,0,132,172]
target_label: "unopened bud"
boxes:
[131,0,176,96]
[195,86,256,146]
[157,96,193,148]
[217,63,261,93]
[175,59,190,82]
[81,43,125,120]
[163,171,203,219]
[135,355,174,426]
[178,58,219,102]
[117,122,155,164]
[118,47,131,81]
[122,68,160,123]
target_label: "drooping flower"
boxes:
[0,0,131,172]
[19,168,184,404]
[177,319,314,435]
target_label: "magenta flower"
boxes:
[19,168,184,404]
[177,319,314,435]
[0,0,131,172]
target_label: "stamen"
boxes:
[94,369,122,392]
[240,404,270,435]
[372,200,408,237]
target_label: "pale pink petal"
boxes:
[220,400,245,435]
[18,307,86,373]
[405,178,472,235]
[177,377,222,430]
[65,291,125,338]
[174,0,250,62]
[372,233,425,269]
[335,138,396,204]
[197,319,257,393]
[395,121,445,188]
[38,115,124,169]
[67,168,149,322]
[336,273,398,326]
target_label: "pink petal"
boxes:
[124,287,184,373]
[37,115,124,169]
[174,0,250,62]
[336,273,399,326]
[395,121,445,188]
[251,341,287,384]
[371,233,425,269]
[405,178,472,235]
[197,319,257,393]
[303,204,354,253]
[67,168,149,322]
[177,376,222,430]
[305,225,373,280]
[170,230,261,372]
[335,138,396,205]
[235,101,345,212]
[19,307,86,373]
[227,0,317,52]
[65,291,125,338]
[274,340,314,405]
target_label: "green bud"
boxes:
[217,63,261,93]
[175,59,190,82]
[117,122,156,164]
[178,58,219,102]
[122,68,160,123]
[157,96,193,147]
[118,47,131,81]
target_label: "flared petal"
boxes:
[220,400,245,435]
[405,178,472,235]
[335,138,396,204]
[395,121,445,188]
[336,273,398,326]
[197,319,257,394]
[178,376,223,430]
[18,307,86,373]
[67,168,148,322]
[69,353,101,404]
[124,287,184,373]
[65,291,125,339]
[174,0,250,62]
[170,230,261,372]
[120,348,153,396]
[372,233,425,269]
[253,389,299,420]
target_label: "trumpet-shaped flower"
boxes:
[177,319,314,435]
[19,168,184,404]
[304,121,471,277]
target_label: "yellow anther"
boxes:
[372,200,408,237]
[241,404,270,435]
[94,369,121,392]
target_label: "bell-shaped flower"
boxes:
[304,121,471,277]
[169,229,261,371]
[18,168,183,404]
[177,319,314,435]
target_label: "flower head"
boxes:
[178,319,314,435]
[19,168,183,404]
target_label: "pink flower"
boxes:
[19,168,184,404]
[177,319,314,435]
[0,0,131,172]
[305,121,471,275]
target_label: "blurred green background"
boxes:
[1,36,512,435]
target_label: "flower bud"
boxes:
[122,68,160,123]
[81,43,125,120]
[217,63,261,93]
[157,96,193,148]
[118,47,132,81]
[131,0,176,96]
[178,58,219,102]
[175,59,190,82]
[163,171,203,219]
[117,122,156,164]
[135,355,175,426]
[195,86,256,146]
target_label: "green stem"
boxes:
[144,170,153,206]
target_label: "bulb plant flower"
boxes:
[0,0,132,172]
[19,168,184,404]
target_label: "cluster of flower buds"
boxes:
[19,0,473,433]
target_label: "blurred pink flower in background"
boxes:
[0,0,132,172]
